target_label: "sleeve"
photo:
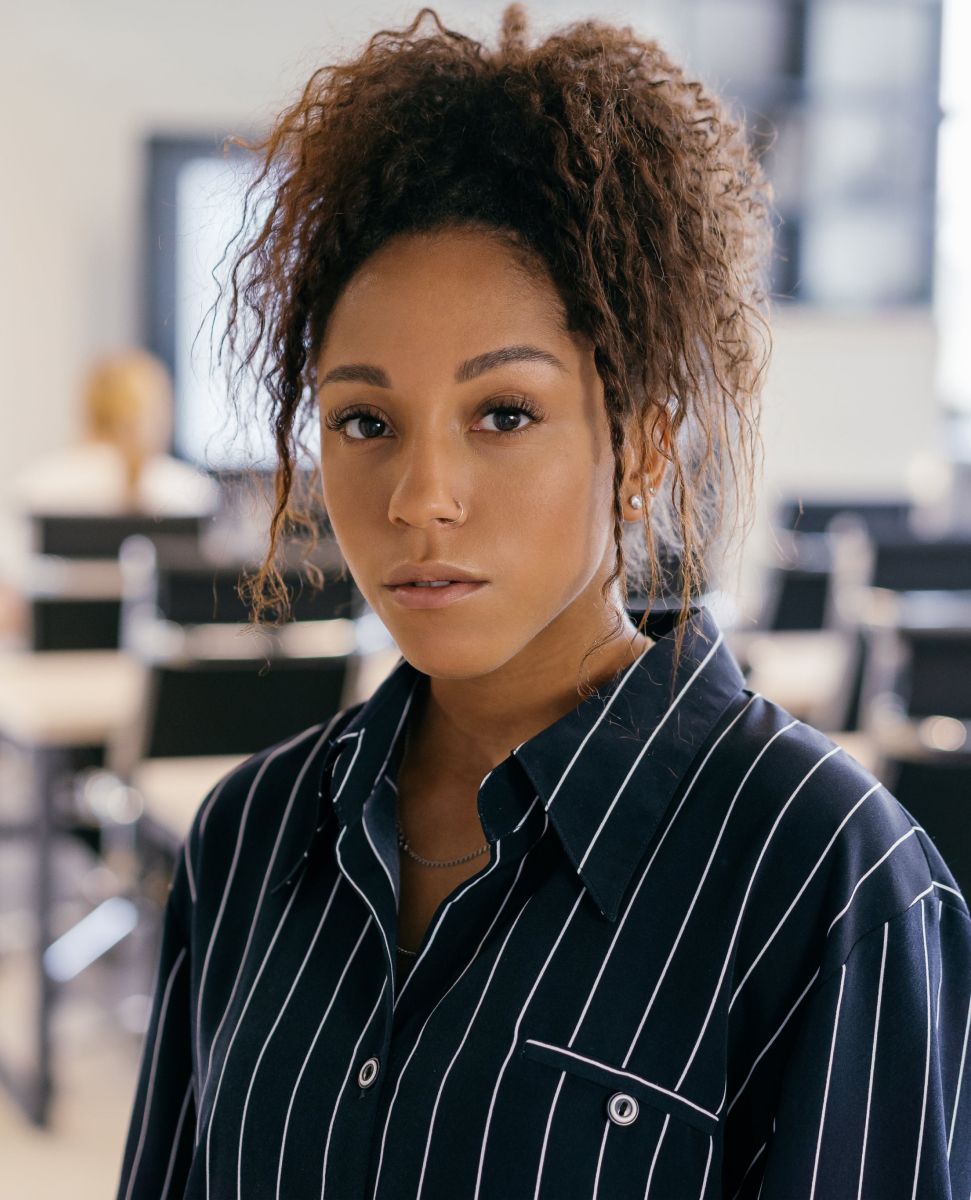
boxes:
[115,846,196,1200]
[754,892,971,1199]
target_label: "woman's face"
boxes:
[316,227,640,680]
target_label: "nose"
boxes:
[387,438,470,529]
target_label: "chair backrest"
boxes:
[761,500,911,633]
[871,534,971,593]
[897,627,971,721]
[24,514,211,651]
[119,533,363,642]
[775,497,911,537]
[884,760,971,899]
[759,566,832,632]
[144,654,351,758]
[30,513,208,559]
[30,598,122,651]
[109,649,355,777]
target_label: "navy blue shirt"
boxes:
[116,602,971,1198]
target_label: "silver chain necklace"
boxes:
[395,722,489,958]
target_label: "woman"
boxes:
[117,7,971,1198]
[11,348,220,517]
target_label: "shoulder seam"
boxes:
[812,879,970,999]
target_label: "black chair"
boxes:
[760,496,913,633]
[118,532,363,639]
[776,497,912,538]
[25,513,212,651]
[859,601,971,898]
[29,513,209,559]
[824,519,971,732]
[112,650,353,779]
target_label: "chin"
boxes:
[391,631,509,682]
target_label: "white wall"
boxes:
[0,0,946,614]
[733,305,941,619]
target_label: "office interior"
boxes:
[1,0,969,1195]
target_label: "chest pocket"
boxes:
[519,1036,720,1135]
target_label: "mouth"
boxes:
[384,580,489,610]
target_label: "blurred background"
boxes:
[1,1,969,1195]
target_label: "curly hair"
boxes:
[213,2,773,687]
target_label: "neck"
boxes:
[401,612,654,797]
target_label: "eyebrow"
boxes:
[318,344,569,389]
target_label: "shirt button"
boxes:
[357,1056,380,1089]
[606,1092,639,1125]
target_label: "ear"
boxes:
[621,404,669,500]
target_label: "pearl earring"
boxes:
[629,485,656,511]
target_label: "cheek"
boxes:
[489,453,613,571]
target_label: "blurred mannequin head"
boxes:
[81,349,174,493]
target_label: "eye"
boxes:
[476,399,542,436]
[323,396,544,442]
[323,404,390,441]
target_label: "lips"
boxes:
[385,580,488,609]
[384,562,487,587]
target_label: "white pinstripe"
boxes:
[856,922,888,1200]
[160,1081,193,1200]
[124,946,188,1200]
[809,962,846,1199]
[640,1111,669,1198]
[946,985,971,1159]
[912,898,932,1200]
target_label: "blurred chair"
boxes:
[855,592,971,898]
[24,513,210,652]
[120,530,361,629]
[760,495,913,633]
[775,496,912,539]
[87,530,366,866]
[731,497,911,730]
[825,519,971,732]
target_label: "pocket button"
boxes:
[606,1092,639,1126]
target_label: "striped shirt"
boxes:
[116,602,971,1199]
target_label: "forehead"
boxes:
[317,229,572,367]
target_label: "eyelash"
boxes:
[323,397,544,442]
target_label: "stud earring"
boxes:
[629,485,656,511]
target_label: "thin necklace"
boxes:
[395,722,489,958]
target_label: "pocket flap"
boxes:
[519,1037,719,1134]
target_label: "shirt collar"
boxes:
[280,603,747,918]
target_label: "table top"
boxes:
[132,754,251,843]
[0,649,143,748]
